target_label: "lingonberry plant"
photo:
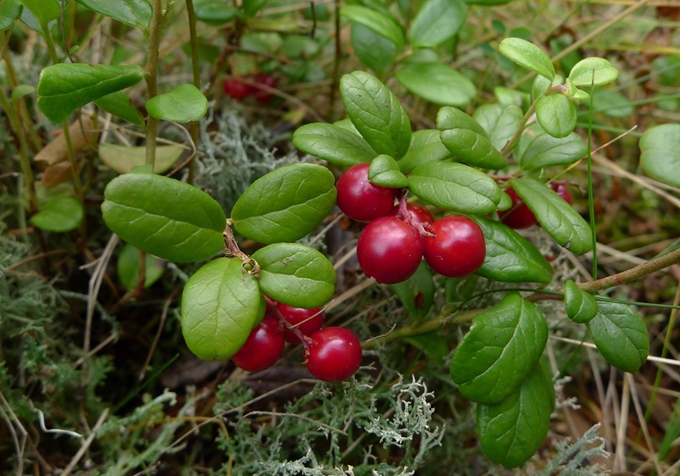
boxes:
[4,0,680,472]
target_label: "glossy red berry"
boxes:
[357,216,423,284]
[499,188,537,229]
[231,317,284,372]
[277,303,323,343]
[423,215,486,278]
[306,327,362,382]
[223,77,251,101]
[252,74,276,103]
[336,164,397,222]
[550,182,573,205]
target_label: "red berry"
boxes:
[423,215,486,278]
[499,188,537,229]
[252,74,276,104]
[357,216,423,284]
[231,317,284,372]
[306,327,362,382]
[277,303,323,343]
[223,77,251,101]
[550,182,573,205]
[336,164,397,222]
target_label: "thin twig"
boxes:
[60,408,109,476]
[139,288,179,382]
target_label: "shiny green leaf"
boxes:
[340,71,411,159]
[498,37,555,80]
[473,104,522,151]
[535,93,577,138]
[478,358,554,469]
[351,23,396,76]
[405,332,449,363]
[11,84,34,103]
[193,0,239,24]
[102,173,226,263]
[75,0,151,29]
[640,124,680,189]
[592,89,634,118]
[531,74,563,102]
[181,258,260,361]
[231,163,336,244]
[450,293,548,404]
[99,143,182,174]
[409,161,501,214]
[0,0,22,31]
[30,195,83,233]
[253,243,336,309]
[117,243,165,289]
[471,216,553,283]
[389,262,435,320]
[587,301,649,373]
[564,279,598,323]
[94,90,145,127]
[292,123,376,166]
[396,63,475,107]
[397,129,454,172]
[19,0,59,24]
[518,125,587,170]
[409,0,466,47]
[146,84,208,123]
[437,106,507,169]
[569,57,619,87]
[37,64,144,123]
[340,5,404,50]
[368,154,408,188]
[510,178,593,254]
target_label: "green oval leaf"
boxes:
[510,178,593,254]
[99,143,182,174]
[340,5,404,50]
[181,258,260,361]
[640,124,680,189]
[471,216,553,284]
[477,357,555,469]
[19,0,58,24]
[193,0,239,25]
[146,84,208,123]
[409,161,501,214]
[252,243,336,309]
[75,0,151,29]
[351,22,396,76]
[102,173,226,263]
[11,84,34,103]
[531,74,563,102]
[396,63,476,107]
[388,262,434,320]
[569,57,619,87]
[117,243,165,289]
[231,163,336,244]
[94,90,145,127]
[30,195,83,233]
[450,293,548,404]
[519,124,587,170]
[292,123,376,166]
[473,104,523,151]
[586,301,649,372]
[409,0,467,47]
[498,37,555,80]
[368,154,408,188]
[340,71,412,160]
[0,0,22,31]
[564,280,598,323]
[397,129,454,173]
[535,94,577,138]
[37,64,145,123]
[437,106,507,169]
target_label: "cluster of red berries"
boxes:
[222,74,277,104]
[231,299,362,382]
[336,163,486,284]
[500,182,573,229]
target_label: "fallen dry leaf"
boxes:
[34,116,99,165]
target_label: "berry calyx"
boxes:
[306,327,362,382]
[223,77,251,101]
[252,74,276,104]
[231,317,284,372]
[277,303,324,343]
[357,216,424,284]
[391,202,435,239]
[499,188,537,229]
[423,215,486,278]
[336,163,397,222]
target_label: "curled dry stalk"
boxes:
[223,221,259,275]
